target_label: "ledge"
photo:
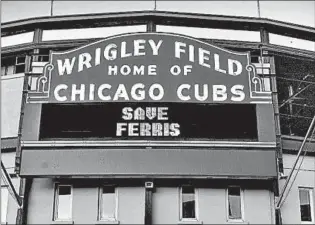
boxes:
[178,220,203,224]
[227,220,249,224]
[21,140,276,148]
[95,220,119,224]
[51,220,74,225]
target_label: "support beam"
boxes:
[147,20,156,32]
[1,162,22,207]
[144,182,154,225]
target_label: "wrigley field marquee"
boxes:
[28,32,271,104]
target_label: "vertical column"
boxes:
[144,181,154,225]
[147,20,156,32]
[260,27,270,44]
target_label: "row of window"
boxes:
[1,54,49,76]
[1,185,314,223]
[53,185,244,222]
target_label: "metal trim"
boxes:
[21,140,276,148]
[2,11,315,36]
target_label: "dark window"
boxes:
[1,57,15,76]
[181,186,196,220]
[40,103,258,140]
[299,188,313,222]
[228,186,243,220]
[276,55,315,137]
[15,56,26,73]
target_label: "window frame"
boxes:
[98,185,119,222]
[226,186,245,223]
[14,57,26,74]
[299,187,314,224]
[1,185,9,224]
[53,183,73,222]
[179,186,199,222]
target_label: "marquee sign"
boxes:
[27,32,271,104]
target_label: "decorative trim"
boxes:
[21,140,276,148]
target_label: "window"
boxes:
[53,184,72,221]
[1,186,9,224]
[15,56,26,74]
[1,57,15,76]
[299,188,314,223]
[227,186,244,221]
[1,56,26,76]
[180,186,198,221]
[98,186,117,221]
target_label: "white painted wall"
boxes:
[280,154,315,224]
[1,75,24,138]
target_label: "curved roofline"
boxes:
[2,10,315,41]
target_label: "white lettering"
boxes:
[98,84,111,101]
[131,83,145,101]
[121,41,132,58]
[149,40,163,55]
[194,84,208,101]
[175,42,186,59]
[148,65,157,76]
[116,123,127,136]
[214,54,227,74]
[158,107,168,120]
[177,84,191,101]
[183,65,192,76]
[95,48,101,66]
[71,84,85,101]
[89,84,95,101]
[199,48,211,68]
[228,59,242,76]
[54,84,68,101]
[122,107,133,120]
[231,85,245,101]
[133,65,145,75]
[134,39,146,56]
[78,53,92,72]
[213,85,227,101]
[113,84,129,100]
[108,65,117,75]
[170,65,181,76]
[57,58,76,76]
[120,65,131,76]
[104,44,117,60]
[149,84,164,101]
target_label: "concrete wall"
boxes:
[152,187,274,224]
[26,179,274,224]
[27,179,145,224]
[2,151,20,224]
[280,154,315,224]
[1,75,24,138]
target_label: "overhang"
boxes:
[2,11,315,41]
[20,148,277,178]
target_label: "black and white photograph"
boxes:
[1,0,315,224]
